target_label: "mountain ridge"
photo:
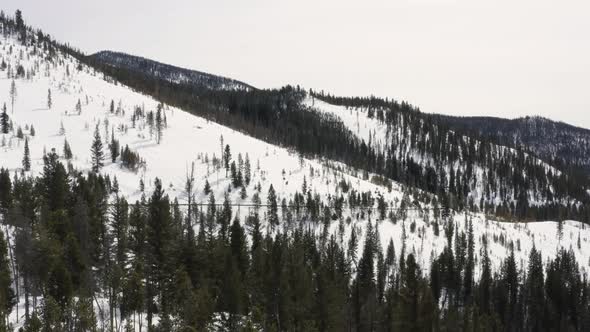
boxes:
[90,50,254,92]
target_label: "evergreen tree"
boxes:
[146,178,175,329]
[155,104,163,144]
[109,132,120,163]
[9,79,17,114]
[267,184,279,227]
[63,139,73,160]
[525,244,545,331]
[203,179,211,195]
[47,89,52,109]
[0,229,16,330]
[0,103,8,134]
[90,125,104,173]
[22,137,31,171]
[244,153,251,185]
[75,98,82,114]
[224,144,231,177]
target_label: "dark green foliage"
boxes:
[90,125,104,173]
[267,184,278,227]
[109,132,120,162]
[22,136,31,171]
[0,229,16,330]
[63,139,73,160]
[120,145,143,171]
[0,103,8,134]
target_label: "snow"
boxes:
[1,34,589,330]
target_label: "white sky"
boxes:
[4,0,590,128]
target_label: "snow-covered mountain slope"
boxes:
[434,114,590,176]
[2,33,590,280]
[304,94,586,210]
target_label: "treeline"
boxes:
[2,156,590,331]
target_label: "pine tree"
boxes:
[219,193,232,242]
[9,79,17,114]
[224,144,231,177]
[0,229,16,330]
[63,139,73,160]
[244,153,251,185]
[464,217,475,303]
[109,132,120,163]
[267,184,279,227]
[203,179,211,195]
[47,89,52,109]
[110,99,115,114]
[525,244,545,331]
[155,105,163,144]
[0,103,8,134]
[90,125,104,173]
[146,178,175,329]
[75,98,82,114]
[22,137,31,171]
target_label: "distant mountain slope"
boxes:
[91,50,254,91]
[431,114,590,176]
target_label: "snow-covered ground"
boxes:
[1,33,589,273]
[2,34,590,329]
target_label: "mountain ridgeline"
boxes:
[91,50,253,91]
[83,53,590,222]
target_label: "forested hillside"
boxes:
[432,114,590,176]
[83,51,590,223]
[92,51,253,92]
[2,9,590,332]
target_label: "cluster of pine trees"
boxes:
[2,152,590,330]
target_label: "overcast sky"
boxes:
[4,0,590,128]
